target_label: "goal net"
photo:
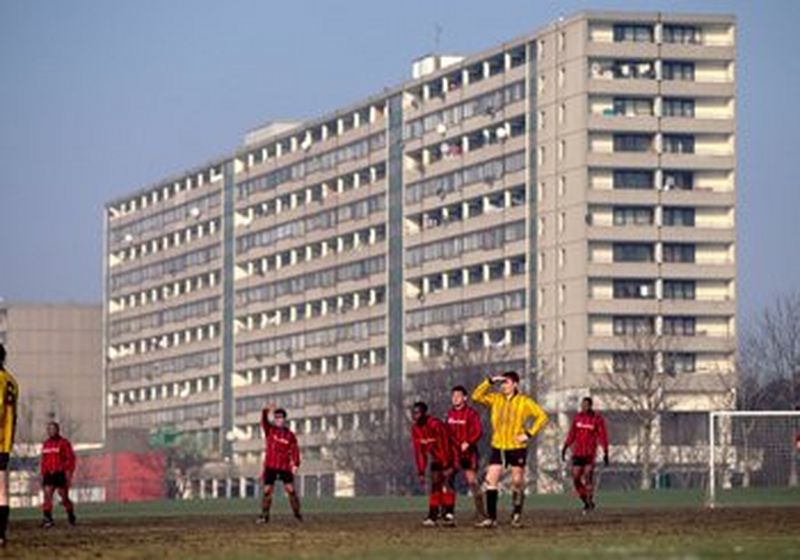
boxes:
[708,411,800,508]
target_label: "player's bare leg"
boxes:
[463,468,486,519]
[509,465,525,528]
[477,464,502,528]
[41,485,56,528]
[57,486,76,525]
[257,484,274,524]
[284,482,302,521]
[583,464,596,512]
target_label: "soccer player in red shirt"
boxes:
[257,406,302,524]
[411,401,455,526]
[446,386,486,520]
[561,397,609,513]
[40,422,76,528]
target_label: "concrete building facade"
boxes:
[0,303,103,443]
[103,11,736,495]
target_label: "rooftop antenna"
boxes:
[434,22,443,52]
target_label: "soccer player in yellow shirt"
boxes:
[472,370,548,528]
[0,344,19,546]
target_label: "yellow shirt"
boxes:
[471,378,548,450]
[0,369,19,454]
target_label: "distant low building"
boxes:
[0,302,103,443]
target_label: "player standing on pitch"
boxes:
[40,421,77,527]
[258,406,302,524]
[561,397,609,514]
[411,401,456,526]
[0,344,19,547]
[446,386,486,520]
[472,371,548,528]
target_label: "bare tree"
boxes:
[598,331,681,490]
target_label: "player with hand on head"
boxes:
[0,344,19,547]
[561,397,609,514]
[40,421,77,528]
[446,385,486,520]
[411,401,456,527]
[257,406,302,524]
[472,371,548,528]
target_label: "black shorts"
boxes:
[429,462,452,473]
[43,471,68,488]
[457,450,479,472]
[572,456,594,467]
[263,468,294,485]
[489,447,527,468]
[0,453,8,471]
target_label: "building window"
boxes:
[613,243,654,262]
[611,60,655,79]
[663,134,695,154]
[663,316,696,336]
[663,207,695,227]
[613,23,654,43]
[613,316,655,336]
[613,170,653,190]
[613,133,652,152]
[613,352,655,373]
[663,280,696,300]
[612,97,654,117]
[613,206,654,226]
[663,243,696,263]
[664,352,696,374]
[663,98,695,118]
[662,61,695,81]
[613,279,655,299]
[663,170,693,190]
[663,25,702,45]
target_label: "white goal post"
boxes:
[708,410,800,508]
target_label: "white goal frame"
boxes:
[708,410,800,508]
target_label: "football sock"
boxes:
[288,492,302,518]
[486,489,498,520]
[512,490,525,516]
[0,506,9,539]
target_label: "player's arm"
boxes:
[290,433,301,473]
[466,408,482,446]
[561,416,577,461]
[64,439,77,475]
[470,378,497,407]
[523,398,549,439]
[598,414,610,465]
[411,426,427,483]
[260,406,272,436]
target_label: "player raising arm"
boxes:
[472,371,548,528]
[561,397,609,514]
[411,402,456,526]
[257,406,302,524]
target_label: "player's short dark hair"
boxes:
[451,385,468,396]
[48,421,60,432]
[582,396,593,407]
[502,370,520,384]
[412,401,428,414]
[0,343,5,366]
[274,408,287,418]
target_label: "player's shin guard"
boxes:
[485,488,498,521]
[511,490,525,516]
[469,483,487,518]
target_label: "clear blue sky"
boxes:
[0,0,798,322]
